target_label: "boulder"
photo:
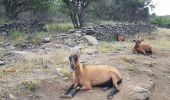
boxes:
[130,85,149,100]
[43,37,51,43]
[84,35,99,46]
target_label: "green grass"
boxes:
[0,18,8,24]
[121,56,136,64]
[0,31,48,45]
[97,42,113,52]
[46,22,73,33]
[0,36,6,44]
[60,68,71,78]
[8,31,28,45]
[27,32,47,43]
[0,70,6,78]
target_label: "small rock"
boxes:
[124,77,131,81]
[9,94,15,100]
[63,77,69,80]
[141,69,154,77]
[4,44,15,50]
[130,85,149,100]
[43,37,51,43]
[55,44,62,48]
[108,52,116,55]
[143,62,154,67]
[0,61,5,66]
[84,35,99,46]
[74,33,82,38]
[67,29,75,33]
[144,81,155,91]
[56,68,62,76]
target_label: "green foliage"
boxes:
[2,0,53,19]
[150,16,170,28]
[60,68,71,77]
[0,70,6,78]
[46,23,73,32]
[8,31,28,45]
[87,0,150,22]
[22,81,38,92]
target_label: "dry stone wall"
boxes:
[0,21,47,34]
[80,24,156,41]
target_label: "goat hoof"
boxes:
[88,90,93,93]
[107,95,113,99]
[102,87,109,91]
[60,94,73,98]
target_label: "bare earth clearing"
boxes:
[0,28,170,100]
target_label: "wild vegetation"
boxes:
[150,15,170,28]
[0,0,170,100]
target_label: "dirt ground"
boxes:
[0,28,170,100]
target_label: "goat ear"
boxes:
[76,48,82,56]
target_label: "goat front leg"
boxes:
[133,49,138,55]
[140,49,146,55]
[67,86,81,97]
[61,79,79,98]
[61,84,81,98]
[61,84,74,98]
[63,84,74,95]
[80,82,92,90]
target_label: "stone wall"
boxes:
[0,21,47,34]
[80,24,156,41]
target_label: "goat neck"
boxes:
[74,62,83,76]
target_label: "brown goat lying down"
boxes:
[61,49,122,99]
[115,34,125,41]
[132,36,153,55]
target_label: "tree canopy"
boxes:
[1,0,52,20]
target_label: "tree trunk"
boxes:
[65,0,88,29]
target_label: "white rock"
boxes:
[84,35,99,46]
[130,85,149,100]
[43,37,51,43]
[9,94,16,100]
[0,61,5,66]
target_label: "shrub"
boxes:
[150,16,170,28]
[22,81,38,92]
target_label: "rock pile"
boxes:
[0,21,47,34]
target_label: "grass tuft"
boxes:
[60,68,71,78]
[8,31,28,45]
[97,42,113,52]
[121,56,136,64]
[27,32,47,43]
[21,80,38,92]
[46,22,73,33]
